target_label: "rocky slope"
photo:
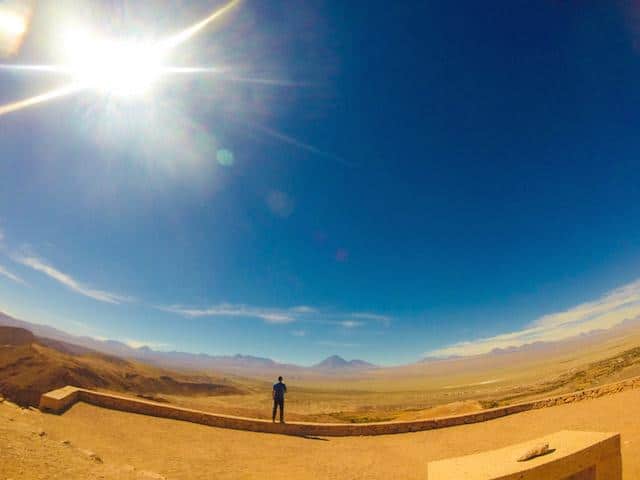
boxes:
[0,326,243,407]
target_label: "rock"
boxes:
[61,440,72,446]
[88,452,103,463]
[517,442,550,461]
[37,430,46,437]
[81,450,103,463]
[139,471,166,479]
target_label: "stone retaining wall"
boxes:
[39,375,640,437]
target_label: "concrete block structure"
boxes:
[427,430,621,480]
[39,385,82,413]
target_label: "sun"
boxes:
[0,0,242,114]
[61,31,166,97]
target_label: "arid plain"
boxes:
[156,321,640,423]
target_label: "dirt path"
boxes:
[2,388,640,479]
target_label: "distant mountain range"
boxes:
[418,316,640,364]
[4,310,640,376]
[0,311,377,375]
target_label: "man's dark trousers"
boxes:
[273,398,284,422]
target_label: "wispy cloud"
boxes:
[124,339,172,350]
[317,340,360,348]
[161,304,297,324]
[161,303,393,331]
[0,264,27,285]
[350,312,392,326]
[338,320,364,329]
[426,279,640,358]
[289,305,317,314]
[290,329,306,337]
[14,255,131,304]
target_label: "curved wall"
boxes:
[39,376,640,437]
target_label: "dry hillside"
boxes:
[0,327,244,407]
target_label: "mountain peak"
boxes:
[313,355,376,370]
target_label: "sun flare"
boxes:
[62,31,165,97]
[0,0,241,113]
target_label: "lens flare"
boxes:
[0,84,81,116]
[0,11,25,35]
[161,0,241,49]
[0,0,240,115]
[0,5,31,58]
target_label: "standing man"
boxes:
[272,376,287,423]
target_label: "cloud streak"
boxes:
[350,312,392,326]
[124,339,172,350]
[14,255,131,304]
[161,303,392,330]
[289,306,317,314]
[161,304,297,324]
[317,340,360,348]
[0,264,27,285]
[337,320,364,329]
[426,279,640,358]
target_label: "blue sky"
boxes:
[1,0,640,365]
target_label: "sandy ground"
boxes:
[2,389,640,479]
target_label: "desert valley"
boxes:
[3,310,640,478]
[4,311,640,424]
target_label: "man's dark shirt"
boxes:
[273,382,287,401]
